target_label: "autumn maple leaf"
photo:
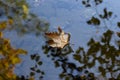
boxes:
[45,27,70,48]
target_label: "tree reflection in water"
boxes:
[0,0,49,36]
[41,0,120,79]
[42,29,120,80]
[1,0,120,80]
[0,0,48,79]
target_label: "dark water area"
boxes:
[1,0,120,80]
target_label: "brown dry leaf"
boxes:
[45,27,70,48]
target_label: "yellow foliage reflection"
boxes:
[0,32,27,80]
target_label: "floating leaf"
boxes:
[45,27,70,48]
